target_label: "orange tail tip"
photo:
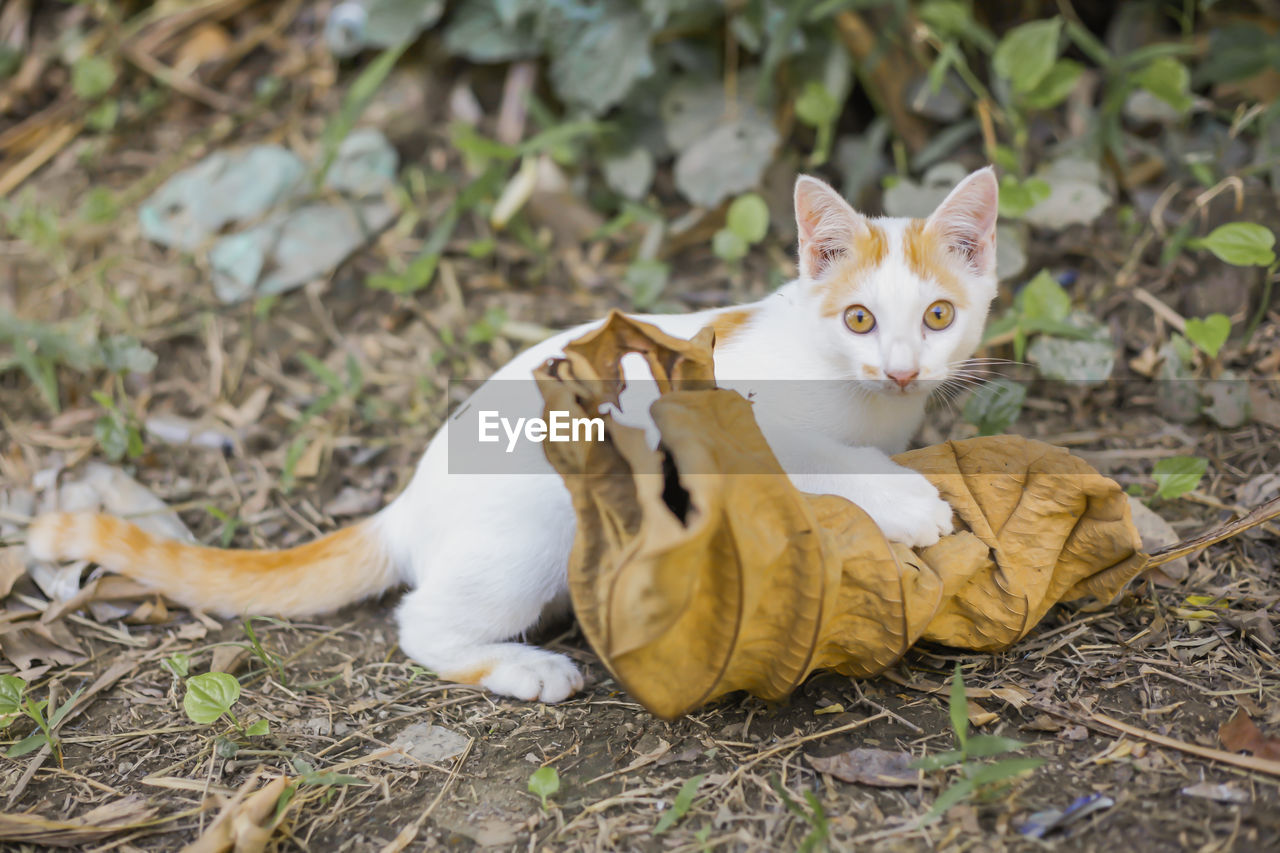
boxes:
[26,511,396,618]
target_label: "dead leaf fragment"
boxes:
[537,313,1147,719]
[0,795,157,846]
[173,23,232,76]
[0,620,85,670]
[0,548,23,598]
[967,699,998,728]
[1181,782,1250,803]
[183,773,291,853]
[806,748,923,787]
[1220,707,1280,761]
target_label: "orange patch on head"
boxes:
[817,222,888,317]
[710,308,757,346]
[902,220,969,309]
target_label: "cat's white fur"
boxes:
[29,170,999,703]
[373,168,1000,702]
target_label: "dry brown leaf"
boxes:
[182,773,291,853]
[806,748,923,787]
[537,313,1149,719]
[173,23,232,76]
[0,548,23,598]
[41,573,162,623]
[0,619,85,670]
[1220,707,1280,761]
[0,795,157,846]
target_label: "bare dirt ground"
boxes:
[3,5,1280,852]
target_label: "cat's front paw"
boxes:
[858,474,954,548]
[452,648,584,703]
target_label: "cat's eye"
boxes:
[843,305,875,334]
[923,300,954,331]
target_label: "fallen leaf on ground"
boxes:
[537,313,1150,719]
[183,773,291,853]
[1181,782,1250,803]
[1220,707,1280,760]
[0,795,156,846]
[0,549,23,598]
[0,619,85,670]
[806,748,923,787]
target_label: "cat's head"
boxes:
[793,168,999,396]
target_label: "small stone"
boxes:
[384,723,469,766]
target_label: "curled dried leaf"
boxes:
[537,313,1148,719]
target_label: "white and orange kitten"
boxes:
[29,168,1000,703]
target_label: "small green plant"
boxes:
[624,260,670,310]
[71,55,117,100]
[316,42,409,186]
[527,765,560,810]
[78,187,120,224]
[0,675,27,729]
[243,617,289,687]
[161,653,191,679]
[795,81,839,166]
[1182,314,1231,360]
[1191,222,1277,267]
[983,270,1098,362]
[997,174,1049,219]
[295,351,365,426]
[0,315,156,413]
[182,672,269,738]
[1152,455,1209,501]
[205,506,241,548]
[1189,222,1278,343]
[92,390,145,462]
[653,773,706,835]
[712,193,770,264]
[770,776,830,852]
[962,377,1026,436]
[463,307,509,347]
[4,678,85,765]
[911,664,1043,823]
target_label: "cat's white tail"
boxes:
[25,512,396,617]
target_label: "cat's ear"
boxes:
[794,175,867,280]
[926,166,999,276]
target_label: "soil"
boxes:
[1,4,1279,850]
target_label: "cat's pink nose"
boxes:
[887,369,918,389]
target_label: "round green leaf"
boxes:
[1183,314,1231,359]
[183,672,241,725]
[1021,58,1083,109]
[726,194,769,244]
[992,18,1062,94]
[528,765,560,807]
[0,675,26,728]
[1194,222,1277,267]
[1135,57,1191,113]
[712,228,748,263]
[795,81,839,128]
[1153,455,1208,501]
[1015,270,1071,323]
[71,55,117,100]
[624,260,670,310]
[962,378,1026,436]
